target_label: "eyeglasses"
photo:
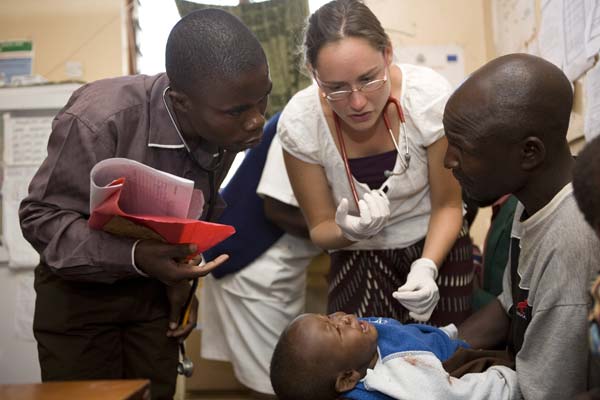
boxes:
[315,70,388,102]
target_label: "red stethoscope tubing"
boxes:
[333,96,405,209]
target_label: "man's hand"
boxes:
[164,254,225,341]
[166,280,198,341]
[134,240,229,285]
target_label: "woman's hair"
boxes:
[303,0,390,69]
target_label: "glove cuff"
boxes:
[410,257,438,280]
[439,323,458,339]
[338,228,366,242]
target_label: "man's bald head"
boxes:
[443,54,575,206]
[444,53,573,148]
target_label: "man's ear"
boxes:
[168,89,192,114]
[335,370,362,393]
[520,136,545,171]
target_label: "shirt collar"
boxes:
[147,73,224,169]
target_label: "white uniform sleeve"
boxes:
[256,135,299,207]
[277,85,323,165]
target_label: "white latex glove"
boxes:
[335,189,390,242]
[392,258,440,321]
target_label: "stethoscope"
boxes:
[333,96,410,209]
[162,86,225,222]
[162,86,223,377]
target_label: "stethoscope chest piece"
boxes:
[335,96,410,206]
[178,342,194,377]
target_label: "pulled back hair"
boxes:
[270,324,339,400]
[303,0,390,70]
[165,8,266,94]
[573,135,600,231]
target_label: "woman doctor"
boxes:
[278,0,472,325]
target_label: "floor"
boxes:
[186,391,253,400]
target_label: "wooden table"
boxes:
[0,380,150,400]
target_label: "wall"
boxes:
[481,0,588,149]
[366,0,489,75]
[0,0,126,83]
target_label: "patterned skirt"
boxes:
[327,223,474,326]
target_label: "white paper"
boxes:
[539,0,566,69]
[585,0,600,57]
[584,62,600,141]
[563,0,594,81]
[14,274,35,342]
[395,45,465,88]
[491,0,536,56]
[90,158,203,219]
[2,114,53,166]
[3,166,40,268]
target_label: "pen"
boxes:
[179,277,199,328]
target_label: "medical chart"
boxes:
[585,0,600,58]
[89,158,235,253]
[562,0,593,81]
[584,62,600,141]
[1,113,52,268]
[539,0,565,69]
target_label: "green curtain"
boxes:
[175,0,312,116]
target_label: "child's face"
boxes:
[294,312,379,374]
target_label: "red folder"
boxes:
[89,178,235,253]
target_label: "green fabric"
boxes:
[472,195,519,311]
[174,0,312,116]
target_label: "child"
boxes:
[270,312,519,400]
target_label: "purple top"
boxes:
[348,149,397,190]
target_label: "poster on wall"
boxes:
[0,40,33,86]
[1,113,53,268]
[585,0,600,57]
[562,0,594,81]
[539,0,566,69]
[395,45,465,88]
[584,62,600,142]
